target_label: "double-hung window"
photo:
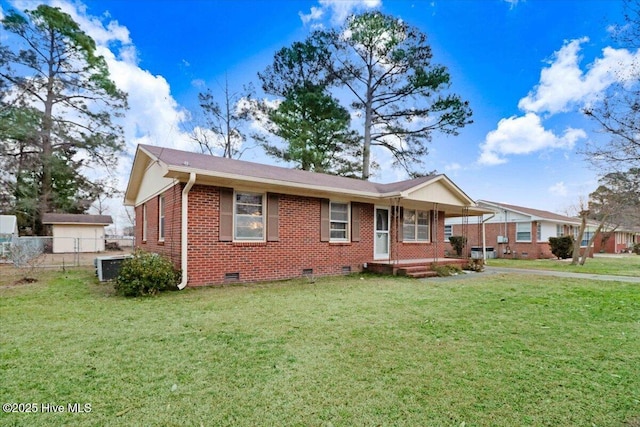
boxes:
[444,224,452,242]
[536,222,542,241]
[516,222,531,242]
[403,209,430,242]
[235,192,265,240]
[330,202,349,241]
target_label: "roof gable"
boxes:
[401,175,475,207]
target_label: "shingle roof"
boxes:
[140,144,440,195]
[479,200,580,223]
[42,213,113,225]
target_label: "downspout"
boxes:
[482,212,496,263]
[178,172,196,290]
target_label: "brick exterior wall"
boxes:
[135,183,182,267]
[186,186,375,286]
[135,184,449,286]
[450,222,554,259]
[594,231,638,253]
[390,209,447,260]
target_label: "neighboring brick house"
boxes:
[593,227,640,253]
[445,200,601,259]
[124,144,488,287]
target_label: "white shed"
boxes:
[0,215,19,259]
[42,213,113,253]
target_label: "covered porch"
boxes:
[366,176,493,278]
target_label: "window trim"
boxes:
[515,222,531,242]
[444,224,452,242]
[329,201,350,242]
[580,230,594,248]
[158,195,165,242]
[403,209,430,242]
[142,203,148,242]
[233,191,266,242]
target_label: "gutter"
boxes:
[178,172,196,290]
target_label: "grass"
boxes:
[1,268,639,426]
[488,254,640,277]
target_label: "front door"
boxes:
[374,207,390,259]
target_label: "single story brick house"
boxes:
[42,213,113,253]
[445,200,601,259]
[124,144,489,288]
[593,226,640,254]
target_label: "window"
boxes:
[556,224,563,237]
[158,195,165,241]
[536,222,542,241]
[330,202,349,241]
[403,209,430,242]
[581,231,593,247]
[444,224,452,242]
[516,222,531,242]
[142,203,148,242]
[234,192,264,240]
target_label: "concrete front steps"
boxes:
[365,258,468,279]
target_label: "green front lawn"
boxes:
[1,269,639,426]
[487,254,640,277]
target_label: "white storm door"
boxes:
[374,207,390,259]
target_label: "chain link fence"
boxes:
[2,236,134,269]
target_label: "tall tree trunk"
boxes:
[362,63,374,180]
[571,212,588,265]
[224,78,232,158]
[579,216,608,265]
[36,28,57,235]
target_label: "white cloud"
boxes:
[299,6,324,24]
[480,37,640,166]
[48,0,131,46]
[548,181,568,197]
[300,0,381,26]
[478,113,586,165]
[518,37,640,114]
[7,0,196,224]
[445,162,462,172]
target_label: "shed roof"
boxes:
[42,213,113,225]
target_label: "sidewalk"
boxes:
[425,266,640,283]
[484,266,640,283]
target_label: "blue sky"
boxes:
[2,0,634,226]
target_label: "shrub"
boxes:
[549,236,573,259]
[633,243,640,255]
[114,250,180,297]
[432,264,462,277]
[449,236,467,257]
